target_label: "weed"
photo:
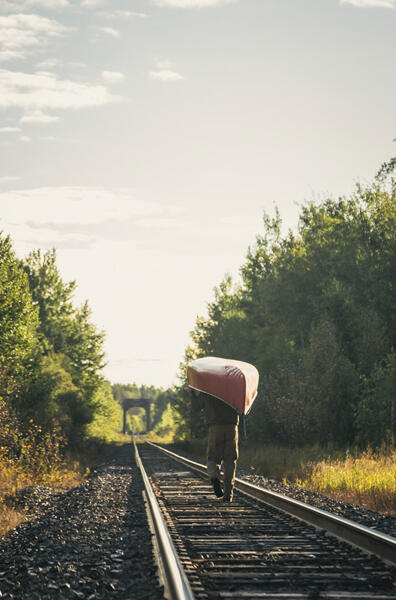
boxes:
[299,445,396,514]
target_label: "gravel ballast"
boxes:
[0,443,165,600]
[238,471,396,538]
[167,444,396,539]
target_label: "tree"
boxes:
[23,249,106,401]
[22,249,76,354]
[181,163,396,448]
[356,353,396,447]
[21,249,106,442]
[0,233,40,410]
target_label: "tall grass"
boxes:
[0,420,83,538]
[239,442,396,514]
[299,446,396,514]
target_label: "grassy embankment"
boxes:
[162,438,396,515]
[239,443,396,515]
[0,435,131,538]
[0,451,82,536]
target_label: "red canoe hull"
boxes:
[187,356,259,415]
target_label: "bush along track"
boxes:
[0,443,165,600]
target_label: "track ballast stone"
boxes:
[0,443,165,600]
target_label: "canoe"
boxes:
[187,356,259,415]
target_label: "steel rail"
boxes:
[134,439,195,600]
[147,441,396,566]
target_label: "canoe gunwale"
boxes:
[187,384,257,416]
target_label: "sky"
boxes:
[0,0,395,388]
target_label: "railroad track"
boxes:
[135,441,396,600]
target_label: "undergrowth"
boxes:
[0,399,83,537]
[298,445,396,514]
[0,428,83,538]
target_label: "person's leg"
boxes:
[222,425,239,501]
[207,425,223,497]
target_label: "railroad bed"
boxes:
[138,442,396,600]
[0,444,165,600]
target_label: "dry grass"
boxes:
[0,455,84,538]
[298,446,396,514]
[0,506,26,537]
[138,431,176,445]
[238,442,396,515]
[0,396,130,539]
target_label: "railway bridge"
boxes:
[122,397,153,433]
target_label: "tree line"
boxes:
[0,241,120,451]
[176,159,396,449]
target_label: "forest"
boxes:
[1,159,396,454]
[0,245,119,451]
[174,158,396,451]
[1,158,395,529]
[0,243,176,457]
[0,242,177,532]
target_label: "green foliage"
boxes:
[356,353,396,447]
[0,236,111,455]
[153,402,177,439]
[0,395,65,477]
[86,381,123,442]
[181,165,396,449]
[22,249,76,355]
[0,397,20,459]
[22,250,106,400]
[0,234,40,407]
[19,249,106,444]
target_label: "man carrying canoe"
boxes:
[187,357,259,503]
[190,389,239,502]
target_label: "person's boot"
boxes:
[222,481,233,502]
[211,477,223,498]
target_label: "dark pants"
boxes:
[207,423,238,499]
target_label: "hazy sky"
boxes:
[0,0,395,388]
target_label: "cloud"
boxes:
[26,237,95,250]
[98,26,120,38]
[20,135,31,142]
[0,176,20,183]
[20,109,60,123]
[98,10,148,18]
[0,0,70,10]
[0,126,22,132]
[340,0,396,5]
[0,13,71,63]
[157,60,173,69]
[0,186,185,251]
[101,70,125,83]
[69,61,86,68]
[36,58,62,69]
[36,59,86,70]
[152,0,238,7]
[81,0,105,6]
[149,61,184,81]
[25,0,70,7]
[0,69,122,110]
[149,69,184,81]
